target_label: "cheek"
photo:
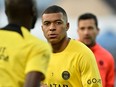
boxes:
[42,28,48,36]
[42,26,48,32]
[78,31,84,37]
[56,27,64,33]
[90,32,97,39]
[60,29,67,36]
[92,30,97,35]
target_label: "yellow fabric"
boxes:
[0,26,51,87]
[44,39,102,87]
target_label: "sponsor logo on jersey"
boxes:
[0,46,9,61]
[87,78,101,85]
[49,84,68,87]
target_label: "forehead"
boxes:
[42,13,64,22]
[78,19,96,26]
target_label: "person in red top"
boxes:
[77,13,115,87]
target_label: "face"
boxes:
[77,19,99,47]
[41,12,69,44]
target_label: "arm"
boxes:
[24,42,51,87]
[24,71,45,87]
[106,55,115,87]
[79,50,102,87]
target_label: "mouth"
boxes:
[84,37,90,40]
[83,37,92,41]
[48,34,58,39]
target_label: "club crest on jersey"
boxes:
[62,71,70,80]
[99,60,104,66]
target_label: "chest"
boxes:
[45,53,81,86]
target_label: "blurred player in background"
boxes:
[77,13,115,87]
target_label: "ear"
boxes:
[31,5,38,17]
[5,9,8,16]
[97,28,100,35]
[77,27,79,32]
[77,28,79,35]
[41,25,44,31]
[66,22,69,31]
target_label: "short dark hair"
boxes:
[78,13,98,28]
[42,5,68,22]
[5,0,36,18]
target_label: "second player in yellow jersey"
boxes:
[44,39,101,87]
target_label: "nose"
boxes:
[50,28,56,31]
[49,23,56,31]
[84,29,89,35]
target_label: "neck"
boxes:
[51,37,70,53]
[87,42,96,48]
[8,18,31,31]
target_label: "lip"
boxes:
[49,34,58,38]
[84,37,90,40]
[84,36,91,39]
[83,37,91,41]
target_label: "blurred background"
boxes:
[0,0,116,85]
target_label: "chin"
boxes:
[48,40,58,45]
[49,41,57,45]
[84,42,91,46]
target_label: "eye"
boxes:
[43,22,50,26]
[56,21,62,25]
[80,27,85,31]
[88,26,94,30]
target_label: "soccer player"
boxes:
[41,5,102,87]
[0,0,51,87]
[77,13,115,87]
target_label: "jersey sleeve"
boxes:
[25,42,51,76]
[106,54,115,87]
[79,49,102,87]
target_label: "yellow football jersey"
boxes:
[0,24,51,87]
[44,39,102,87]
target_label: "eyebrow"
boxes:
[43,19,63,23]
